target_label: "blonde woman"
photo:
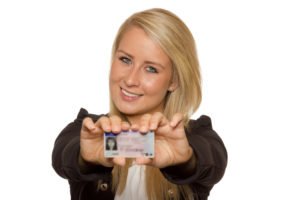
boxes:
[52,8,227,200]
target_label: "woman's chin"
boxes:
[115,104,140,115]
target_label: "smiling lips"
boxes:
[120,88,143,101]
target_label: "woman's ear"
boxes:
[168,78,178,92]
[168,67,179,92]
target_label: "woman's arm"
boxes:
[160,115,227,188]
[52,108,113,182]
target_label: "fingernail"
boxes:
[150,123,155,130]
[112,127,120,133]
[104,125,111,132]
[170,121,176,127]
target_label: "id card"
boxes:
[104,131,155,158]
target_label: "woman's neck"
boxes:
[126,114,142,125]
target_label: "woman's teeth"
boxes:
[122,89,140,97]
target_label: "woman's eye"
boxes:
[119,56,132,65]
[146,66,158,73]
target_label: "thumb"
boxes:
[82,117,96,132]
[170,113,184,128]
[81,117,102,139]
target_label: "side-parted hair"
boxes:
[107,8,202,200]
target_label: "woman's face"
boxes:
[109,26,177,123]
[107,138,115,150]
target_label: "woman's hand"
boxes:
[80,115,129,167]
[133,112,194,168]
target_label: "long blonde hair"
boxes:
[108,8,202,200]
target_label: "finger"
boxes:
[139,114,152,133]
[130,123,139,131]
[81,118,100,139]
[82,117,96,132]
[149,112,164,130]
[170,113,184,128]
[135,157,153,166]
[112,157,126,166]
[95,116,112,133]
[110,115,122,133]
[121,121,130,131]
[101,158,114,167]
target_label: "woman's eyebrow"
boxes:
[117,49,134,58]
[117,49,165,69]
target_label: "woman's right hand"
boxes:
[79,115,129,167]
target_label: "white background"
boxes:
[1,0,299,199]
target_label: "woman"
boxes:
[52,8,227,200]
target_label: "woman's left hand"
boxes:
[133,112,193,168]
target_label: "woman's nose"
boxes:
[124,67,140,86]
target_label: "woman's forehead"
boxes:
[117,26,171,68]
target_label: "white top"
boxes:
[114,164,148,200]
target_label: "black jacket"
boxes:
[52,108,227,200]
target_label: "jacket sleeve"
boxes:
[52,108,113,182]
[160,115,227,189]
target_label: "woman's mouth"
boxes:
[120,88,143,101]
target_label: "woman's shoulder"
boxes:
[188,115,213,130]
[74,108,105,123]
